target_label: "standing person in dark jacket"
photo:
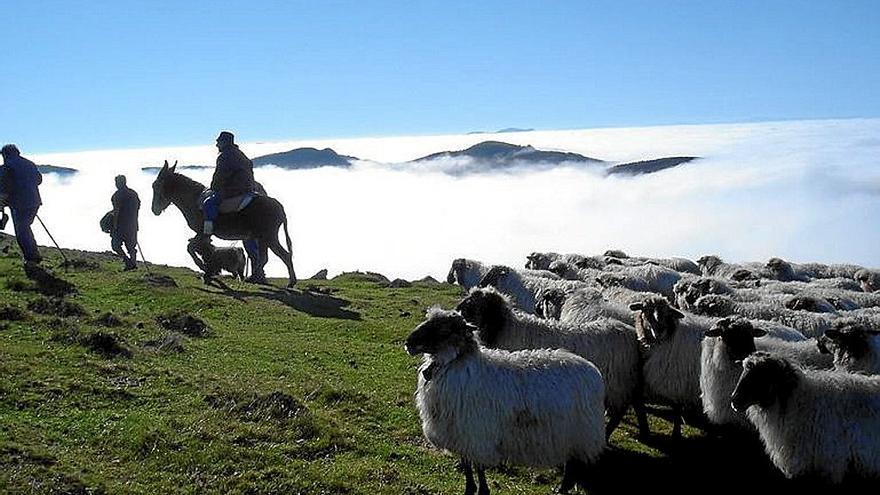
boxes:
[202,131,255,235]
[110,175,140,270]
[0,144,43,264]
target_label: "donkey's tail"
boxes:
[281,205,293,258]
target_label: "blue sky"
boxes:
[2,0,878,152]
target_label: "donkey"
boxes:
[151,160,296,287]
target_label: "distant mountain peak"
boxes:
[251,147,356,169]
[413,140,603,169]
[606,157,699,176]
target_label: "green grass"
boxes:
[0,235,860,494]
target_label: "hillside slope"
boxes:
[0,236,811,494]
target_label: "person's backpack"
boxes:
[100,210,115,234]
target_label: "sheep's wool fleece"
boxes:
[746,370,880,483]
[700,338,752,428]
[642,316,706,408]
[491,311,640,416]
[416,347,606,467]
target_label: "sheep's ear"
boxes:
[824,329,841,340]
[717,317,731,327]
[670,307,685,319]
[704,327,723,338]
[629,302,644,311]
[750,326,768,338]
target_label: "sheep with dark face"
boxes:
[855,269,880,293]
[628,295,709,438]
[731,352,880,483]
[447,258,558,291]
[817,319,880,375]
[537,287,635,327]
[456,287,648,439]
[525,252,588,271]
[478,265,588,314]
[700,318,827,430]
[765,257,812,282]
[693,294,834,339]
[696,255,762,281]
[406,308,606,494]
[189,238,246,281]
[782,294,838,313]
[547,260,604,282]
[673,276,734,311]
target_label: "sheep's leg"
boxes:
[559,459,582,494]
[634,400,651,439]
[605,408,624,439]
[671,406,683,440]
[461,460,476,495]
[476,467,489,495]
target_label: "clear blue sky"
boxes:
[2,0,878,152]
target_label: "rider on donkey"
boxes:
[202,131,255,236]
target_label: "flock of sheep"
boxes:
[404,251,880,494]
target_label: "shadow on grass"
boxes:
[588,416,879,494]
[196,279,361,320]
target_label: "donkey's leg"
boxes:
[266,236,297,288]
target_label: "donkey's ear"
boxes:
[170,160,178,173]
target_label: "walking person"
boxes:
[0,144,43,264]
[110,175,140,270]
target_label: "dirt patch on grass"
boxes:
[0,304,27,321]
[80,332,132,358]
[28,297,87,318]
[24,263,77,297]
[144,274,178,288]
[94,312,126,327]
[156,313,211,338]
[142,333,186,354]
[48,325,131,358]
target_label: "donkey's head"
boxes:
[151,160,177,215]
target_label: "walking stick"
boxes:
[35,214,68,264]
[137,241,152,274]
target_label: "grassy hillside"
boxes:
[0,235,849,494]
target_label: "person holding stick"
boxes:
[0,144,43,264]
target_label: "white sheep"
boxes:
[456,287,648,439]
[406,308,606,494]
[700,318,828,430]
[537,287,635,327]
[693,294,835,338]
[478,265,589,314]
[696,255,763,281]
[673,275,735,311]
[525,252,589,271]
[817,319,880,375]
[446,258,558,291]
[731,352,880,483]
[628,295,710,438]
[855,268,880,293]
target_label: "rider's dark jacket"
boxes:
[210,144,255,199]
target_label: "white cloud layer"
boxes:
[25,119,880,280]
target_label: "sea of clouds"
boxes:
[27,118,880,280]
